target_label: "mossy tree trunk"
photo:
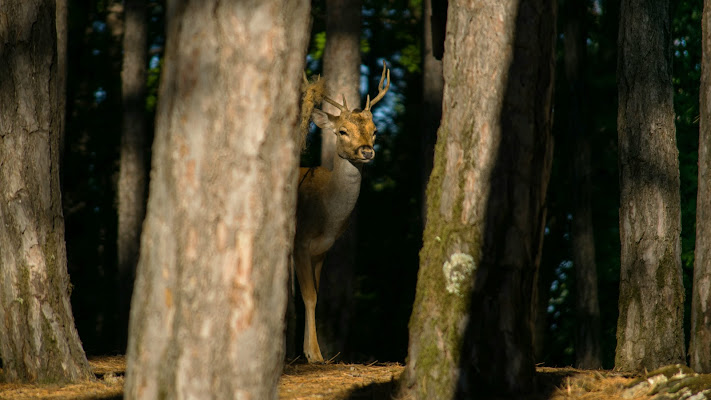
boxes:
[564,0,602,370]
[117,0,149,353]
[316,0,362,360]
[399,0,555,397]
[123,1,311,399]
[0,0,93,384]
[689,0,711,374]
[615,0,685,372]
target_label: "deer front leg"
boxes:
[294,247,325,363]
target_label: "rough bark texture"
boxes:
[400,0,555,397]
[615,0,685,372]
[564,0,602,370]
[123,1,311,399]
[690,0,711,374]
[316,0,362,360]
[0,0,93,384]
[420,0,444,223]
[117,0,148,352]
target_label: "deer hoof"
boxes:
[305,350,324,364]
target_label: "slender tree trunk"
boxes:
[0,0,93,384]
[321,0,361,171]
[400,0,555,397]
[56,0,67,160]
[117,0,148,352]
[316,0,361,360]
[615,0,685,371]
[123,1,311,398]
[564,0,602,370]
[420,0,444,223]
[690,0,711,374]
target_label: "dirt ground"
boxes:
[0,356,660,400]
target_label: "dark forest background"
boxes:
[62,0,701,369]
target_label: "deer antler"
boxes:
[323,94,350,114]
[365,61,391,111]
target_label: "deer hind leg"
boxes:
[294,247,325,363]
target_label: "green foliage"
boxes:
[310,31,327,62]
[399,43,421,73]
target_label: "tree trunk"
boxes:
[420,0,444,223]
[316,0,362,360]
[321,0,361,171]
[0,0,93,384]
[117,0,148,352]
[564,0,602,370]
[689,0,711,374]
[400,0,555,397]
[615,0,685,372]
[123,1,311,399]
[56,0,67,160]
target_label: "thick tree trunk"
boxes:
[0,0,93,384]
[123,1,311,399]
[615,0,685,372]
[400,0,555,397]
[316,0,362,360]
[420,0,444,223]
[689,0,711,374]
[564,1,602,370]
[117,0,148,352]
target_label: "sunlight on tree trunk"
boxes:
[689,0,711,374]
[0,0,93,384]
[615,0,685,372]
[400,0,555,397]
[123,1,311,398]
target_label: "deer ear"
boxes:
[312,109,336,131]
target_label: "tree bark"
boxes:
[123,1,311,399]
[316,0,362,360]
[400,0,555,397]
[615,0,685,372]
[420,0,444,223]
[117,0,148,352]
[0,0,93,384]
[56,0,67,160]
[321,0,361,171]
[689,0,711,374]
[564,0,602,370]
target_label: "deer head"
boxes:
[312,61,390,164]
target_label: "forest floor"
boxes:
[0,355,708,399]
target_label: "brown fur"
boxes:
[294,63,390,363]
[299,75,326,151]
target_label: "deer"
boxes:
[294,61,390,363]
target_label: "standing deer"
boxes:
[295,62,390,363]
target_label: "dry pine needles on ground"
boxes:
[2,356,708,400]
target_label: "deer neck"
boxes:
[323,155,362,215]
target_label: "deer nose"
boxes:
[359,146,374,160]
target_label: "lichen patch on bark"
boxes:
[442,252,476,296]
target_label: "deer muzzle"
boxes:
[358,146,374,161]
